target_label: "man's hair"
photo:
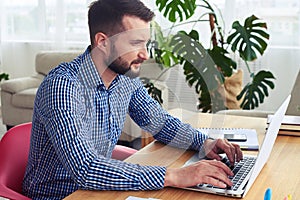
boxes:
[88,0,155,46]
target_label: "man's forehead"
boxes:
[111,27,150,42]
[122,15,150,30]
[122,28,150,39]
[108,15,150,42]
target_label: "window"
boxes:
[1,0,90,43]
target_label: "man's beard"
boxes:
[108,56,144,79]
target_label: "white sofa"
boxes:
[1,51,81,129]
[0,51,169,148]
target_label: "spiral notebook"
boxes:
[198,128,259,150]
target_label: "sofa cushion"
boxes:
[1,77,41,94]
[11,88,37,109]
[35,51,82,76]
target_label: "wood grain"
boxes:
[64,111,300,200]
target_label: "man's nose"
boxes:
[138,48,149,60]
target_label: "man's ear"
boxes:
[94,32,109,53]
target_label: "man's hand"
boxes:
[164,138,242,189]
[202,138,243,166]
[164,159,234,188]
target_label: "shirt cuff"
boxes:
[138,165,166,190]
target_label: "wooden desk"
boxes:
[64,112,300,200]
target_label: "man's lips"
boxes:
[131,58,144,65]
[131,60,144,69]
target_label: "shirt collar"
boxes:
[80,46,122,92]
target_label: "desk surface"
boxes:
[64,111,300,200]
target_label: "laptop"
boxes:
[181,95,291,198]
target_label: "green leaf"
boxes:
[237,70,275,109]
[208,46,237,77]
[156,0,197,22]
[227,15,270,61]
[148,21,180,67]
[170,31,226,112]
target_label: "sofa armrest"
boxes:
[1,76,42,94]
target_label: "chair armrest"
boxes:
[1,76,42,94]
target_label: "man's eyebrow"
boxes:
[130,39,148,44]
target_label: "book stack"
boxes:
[267,115,300,136]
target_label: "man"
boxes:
[23,0,242,199]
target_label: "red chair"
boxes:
[0,122,137,200]
[112,145,138,161]
[0,122,32,200]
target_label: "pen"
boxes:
[264,188,272,200]
[285,194,292,200]
[283,194,292,200]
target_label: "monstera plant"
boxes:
[147,0,275,112]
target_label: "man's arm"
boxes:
[128,84,208,150]
[128,83,242,188]
[37,76,167,191]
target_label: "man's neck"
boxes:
[90,47,117,89]
[101,68,117,89]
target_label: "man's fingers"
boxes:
[212,139,234,164]
[209,160,234,177]
[234,143,243,162]
[207,152,222,161]
[204,138,243,165]
[202,176,227,188]
[219,139,241,165]
[202,160,233,187]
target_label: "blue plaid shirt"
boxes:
[22,47,208,199]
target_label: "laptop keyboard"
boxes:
[197,156,256,191]
[223,156,256,190]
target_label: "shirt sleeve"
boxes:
[38,76,166,191]
[128,83,209,151]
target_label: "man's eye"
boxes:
[131,41,146,48]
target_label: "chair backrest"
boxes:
[0,122,32,200]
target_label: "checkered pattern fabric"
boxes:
[22,47,208,199]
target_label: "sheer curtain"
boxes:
[210,0,300,111]
[0,0,91,78]
[0,0,299,111]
